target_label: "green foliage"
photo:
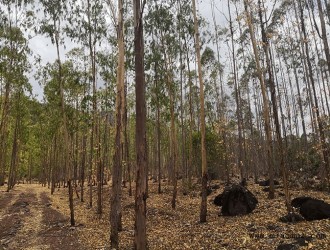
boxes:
[201,47,215,67]
[192,128,225,179]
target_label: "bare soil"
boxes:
[1,181,330,250]
[0,184,84,250]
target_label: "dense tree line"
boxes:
[1,0,330,247]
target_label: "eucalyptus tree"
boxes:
[200,47,227,179]
[133,0,147,247]
[297,0,330,186]
[39,0,73,202]
[145,0,181,208]
[37,61,65,189]
[161,3,179,209]
[144,32,168,193]
[35,62,62,189]
[226,0,245,182]
[66,47,90,202]
[39,57,84,225]
[316,0,330,75]
[243,0,275,198]
[257,0,292,210]
[66,0,107,209]
[23,98,44,184]
[233,0,259,181]
[7,62,31,191]
[0,0,33,188]
[176,0,187,195]
[109,0,126,247]
[191,0,208,222]
[306,3,330,116]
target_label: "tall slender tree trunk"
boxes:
[169,91,177,209]
[68,180,75,226]
[258,0,291,208]
[183,36,193,189]
[87,0,97,208]
[154,60,162,194]
[80,133,87,202]
[298,0,330,186]
[228,0,244,181]
[244,0,274,198]
[293,1,318,135]
[192,0,208,222]
[0,84,9,186]
[110,0,125,246]
[134,0,147,248]
[7,111,19,191]
[317,0,330,74]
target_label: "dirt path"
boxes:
[0,184,85,250]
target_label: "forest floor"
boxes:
[0,179,330,250]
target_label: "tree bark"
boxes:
[243,0,274,198]
[192,0,208,222]
[110,0,125,246]
[68,180,75,226]
[258,0,291,209]
[298,0,330,186]
[133,0,147,248]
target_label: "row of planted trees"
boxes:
[1,0,330,248]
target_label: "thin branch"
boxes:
[106,0,117,28]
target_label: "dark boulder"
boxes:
[291,196,313,208]
[291,196,330,221]
[213,184,258,216]
[258,179,280,186]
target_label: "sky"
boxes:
[27,0,226,101]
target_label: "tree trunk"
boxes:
[7,111,20,191]
[298,0,330,186]
[80,134,87,202]
[228,0,244,181]
[133,0,147,248]
[110,0,125,246]
[192,0,208,223]
[244,0,274,198]
[258,0,291,209]
[317,0,330,74]
[87,0,97,208]
[68,180,75,226]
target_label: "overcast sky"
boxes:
[28,0,225,100]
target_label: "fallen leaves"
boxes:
[34,180,330,249]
